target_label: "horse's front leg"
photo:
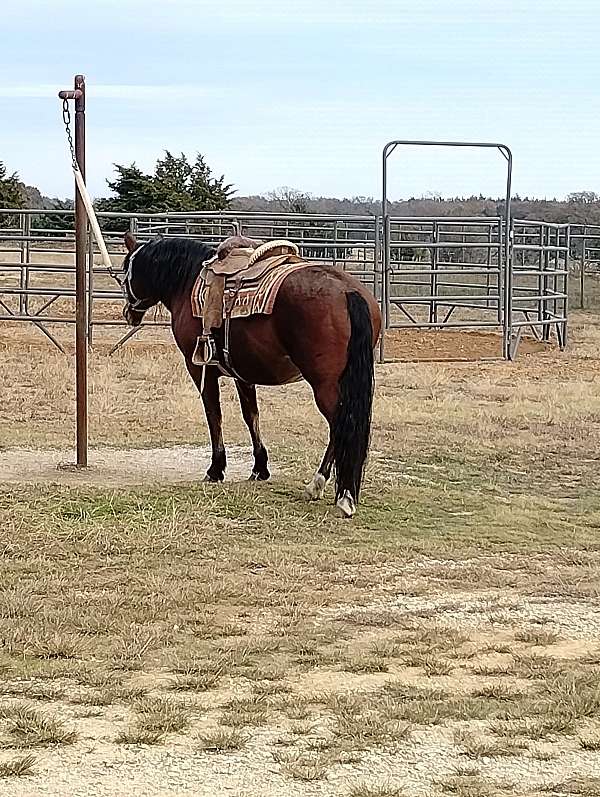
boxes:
[186,362,226,482]
[234,381,270,481]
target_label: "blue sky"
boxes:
[1,0,599,201]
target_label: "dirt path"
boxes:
[0,446,259,487]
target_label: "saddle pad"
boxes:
[191,257,309,321]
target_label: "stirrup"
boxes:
[192,335,218,366]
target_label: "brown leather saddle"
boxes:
[192,235,301,369]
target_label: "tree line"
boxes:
[2,152,600,228]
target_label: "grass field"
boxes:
[0,312,599,796]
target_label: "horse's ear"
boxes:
[124,232,137,253]
[154,233,164,241]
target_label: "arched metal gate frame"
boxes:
[381,140,513,360]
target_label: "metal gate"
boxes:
[568,225,600,310]
[381,216,568,359]
[380,140,567,359]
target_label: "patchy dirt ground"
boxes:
[0,445,260,487]
[0,312,600,796]
[383,328,549,361]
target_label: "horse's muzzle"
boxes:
[123,304,144,327]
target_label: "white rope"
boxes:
[73,166,114,273]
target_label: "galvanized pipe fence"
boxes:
[0,208,576,359]
[567,224,600,310]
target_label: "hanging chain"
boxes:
[60,95,122,285]
[62,99,78,170]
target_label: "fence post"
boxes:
[580,231,586,309]
[19,213,26,315]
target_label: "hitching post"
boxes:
[58,75,88,467]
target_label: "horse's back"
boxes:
[205,263,381,386]
[274,264,381,346]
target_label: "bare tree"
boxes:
[567,191,599,204]
[265,186,311,214]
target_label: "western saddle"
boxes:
[192,235,301,369]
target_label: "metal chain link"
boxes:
[60,96,123,286]
[62,99,78,170]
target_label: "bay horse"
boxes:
[120,232,381,517]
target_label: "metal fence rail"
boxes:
[509,221,569,355]
[0,207,581,359]
[567,224,600,310]
[0,209,381,351]
[384,217,503,330]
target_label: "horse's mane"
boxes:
[133,237,215,301]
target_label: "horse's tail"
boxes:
[332,292,375,512]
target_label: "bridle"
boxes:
[119,243,154,312]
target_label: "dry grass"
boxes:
[454,728,526,758]
[70,683,147,706]
[251,681,292,697]
[439,771,503,797]
[578,731,600,750]
[348,786,407,797]
[272,749,329,781]
[221,696,270,728]
[115,697,191,745]
[471,684,525,702]
[514,628,559,646]
[0,754,36,778]
[380,682,513,726]
[0,314,600,792]
[0,704,77,748]
[326,693,412,751]
[540,778,600,795]
[422,654,453,676]
[196,728,247,753]
[343,654,389,674]
[488,670,600,740]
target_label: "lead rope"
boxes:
[62,99,121,285]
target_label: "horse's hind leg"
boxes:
[304,380,337,502]
[186,362,226,481]
[235,381,270,481]
[304,441,333,500]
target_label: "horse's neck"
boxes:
[147,244,209,311]
[159,270,197,315]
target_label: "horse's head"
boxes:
[120,232,158,326]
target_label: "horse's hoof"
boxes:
[304,473,326,501]
[204,474,224,483]
[249,471,270,482]
[335,490,356,519]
